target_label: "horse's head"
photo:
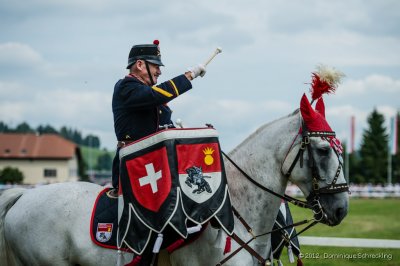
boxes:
[282,94,349,226]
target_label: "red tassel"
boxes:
[223,236,231,255]
[153,39,160,45]
[125,255,141,266]
[297,258,303,266]
[166,239,185,253]
[310,73,335,101]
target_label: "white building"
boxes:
[0,133,82,184]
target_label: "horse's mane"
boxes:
[230,108,300,155]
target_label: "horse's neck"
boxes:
[225,111,300,230]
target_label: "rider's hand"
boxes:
[187,64,206,79]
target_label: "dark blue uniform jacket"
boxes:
[111,74,192,187]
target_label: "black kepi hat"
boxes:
[127,40,164,69]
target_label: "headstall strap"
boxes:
[284,124,349,197]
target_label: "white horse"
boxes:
[0,97,349,266]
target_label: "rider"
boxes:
[111,40,206,190]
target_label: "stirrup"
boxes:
[107,188,119,198]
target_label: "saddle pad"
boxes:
[90,187,121,250]
[90,187,204,253]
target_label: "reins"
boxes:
[222,151,309,209]
[219,151,317,266]
[217,217,313,266]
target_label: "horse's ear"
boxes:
[315,97,326,118]
[300,93,316,124]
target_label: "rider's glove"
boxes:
[188,64,206,79]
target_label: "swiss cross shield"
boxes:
[125,147,171,212]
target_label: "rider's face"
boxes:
[136,60,162,85]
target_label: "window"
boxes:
[44,169,57,178]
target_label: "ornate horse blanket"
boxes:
[117,127,234,254]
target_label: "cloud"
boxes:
[0,42,72,80]
[0,42,43,68]
[363,75,400,93]
[338,75,400,96]
[0,87,112,130]
[0,81,29,100]
[377,105,398,117]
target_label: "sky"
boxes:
[0,0,399,152]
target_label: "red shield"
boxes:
[177,142,222,174]
[125,147,171,212]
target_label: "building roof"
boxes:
[0,133,78,159]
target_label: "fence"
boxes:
[285,183,400,198]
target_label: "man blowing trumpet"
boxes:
[112,40,217,190]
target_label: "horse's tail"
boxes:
[0,187,26,265]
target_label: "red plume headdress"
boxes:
[310,64,345,104]
[300,65,345,154]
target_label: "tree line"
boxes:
[0,121,101,148]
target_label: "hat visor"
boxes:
[145,59,164,66]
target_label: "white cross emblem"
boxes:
[139,163,162,193]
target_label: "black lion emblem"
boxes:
[185,166,212,194]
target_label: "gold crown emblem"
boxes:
[203,147,215,166]
[203,147,214,155]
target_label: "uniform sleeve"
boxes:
[117,74,192,109]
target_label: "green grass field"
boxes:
[277,198,400,266]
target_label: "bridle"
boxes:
[217,122,349,265]
[281,124,349,222]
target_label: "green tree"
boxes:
[37,124,58,134]
[73,130,83,145]
[96,151,112,171]
[349,152,364,184]
[342,141,363,184]
[83,134,100,148]
[15,122,34,133]
[0,121,10,132]
[0,166,24,184]
[359,109,388,184]
[60,127,83,145]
